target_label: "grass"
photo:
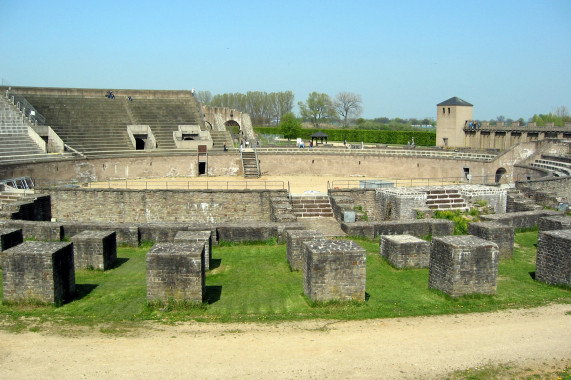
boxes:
[0,232,569,330]
[446,362,571,380]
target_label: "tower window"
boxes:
[448,107,451,114]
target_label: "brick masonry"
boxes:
[286,229,325,271]
[536,230,571,286]
[70,230,117,270]
[380,234,431,269]
[1,241,75,304]
[174,230,212,270]
[467,222,514,259]
[303,240,366,302]
[146,242,205,303]
[428,235,499,297]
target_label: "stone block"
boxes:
[0,228,23,253]
[174,230,212,270]
[303,240,366,302]
[216,223,279,243]
[340,222,375,239]
[538,216,571,232]
[428,235,499,297]
[62,222,139,246]
[480,210,562,229]
[536,230,571,286]
[146,242,205,303]
[380,234,430,268]
[467,222,514,259]
[1,220,63,241]
[70,230,117,270]
[1,241,75,304]
[286,229,325,271]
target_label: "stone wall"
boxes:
[329,189,380,221]
[376,188,427,220]
[480,210,563,229]
[0,220,63,241]
[516,176,571,208]
[536,230,571,286]
[467,222,514,259]
[539,216,571,232]
[340,219,454,239]
[43,188,277,224]
[70,230,117,270]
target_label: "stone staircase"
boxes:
[210,130,233,151]
[241,149,260,178]
[291,195,334,218]
[425,189,469,211]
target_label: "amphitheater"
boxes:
[0,86,570,378]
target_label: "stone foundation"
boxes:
[536,230,571,286]
[380,234,430,268]
[1,241,75,304]
[70,230,117,270]
[428,235,499,297]
[174,230,212,270]
[146,242,205,303]
[286,230,325,271]
[467,222,514,259]
[303,240,366,302]
[62,222,139,247]
[340,219,454,239]
[480,210,562,229]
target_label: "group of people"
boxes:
[105,91,133,101]
[466,120,481,130]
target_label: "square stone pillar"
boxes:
[174,230,212,270]
[467,222,514,259]
[429,235,499,297]
[71,230,117,270]
[303,240,366,302]
[380,234,430,268]
[536,230,571,286]
[2,241,75,304]
[146,242,205,303]
[286,229,325,271]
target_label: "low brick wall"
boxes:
[329,189,381,221]
[139,223,217,245]
[340,219,454,239]
[0,220,63,241]
[536,230,571,286]
[216,222,305,243]
[480,210,563,229]
[62,222,139,246]
[1,241,75,304]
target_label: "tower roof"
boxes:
[437,97,473,107]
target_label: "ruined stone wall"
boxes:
[43,188,276,223]
[536,230,571,286]
[516,176,571,208]
[329,189,380,221]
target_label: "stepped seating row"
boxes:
[22,94,203,155]
[291,196,334,218]
[530,157,571,177]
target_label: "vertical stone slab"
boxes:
[70,230,117,270]
[536,230,571,286]
[1,241,75,304]
[428,235,499,297]
[146,242,205,303]
[379,234,430,268]
[467,222,514,259]
[0,228,23,254]
[303,240,366,302]
[174,230,212,270]
[286,230,325,271]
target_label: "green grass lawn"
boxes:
[0,232,569,329]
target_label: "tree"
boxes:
[333,92,363,127]
[280,112,301,140]
[195,90,212,105]
[298,92,336,128]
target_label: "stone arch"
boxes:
[495,167,507,183]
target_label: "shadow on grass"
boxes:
[74,283,98,301]
[109,257,129,270]
[209,258,221,270]
[529,271,536,280]
[205,285,222,304]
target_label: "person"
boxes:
[127,96,133,102]
[245,141,249,148]
[299,140,305,148]
[411,137,415,149]
[239,142,243,153]
[344,139,347,146]
[309,140,313,148]
[191,88,195,96]
[223,142,228,151]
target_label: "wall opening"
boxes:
[495,167,507,183]
[198,161,207,175]
[134,137,145,150]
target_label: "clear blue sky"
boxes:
[1,0,569,121]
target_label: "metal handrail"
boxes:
[330,175,500,189]
[7,92,46,125]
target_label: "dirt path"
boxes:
[0,304,569,379]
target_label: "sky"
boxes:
[1,0,570,121]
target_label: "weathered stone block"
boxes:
[467,222,514,259]
[428,235,499,297]
[216,223,278,243]
[70,230,117,270]
[303,240,366,302]
[1,241,75,304]
[62,222,139,246]
[340,222,375,239]
[146,242,205,303]
[286,229,325,271]
[174,230,212,270]
[0,228,23,253]
[380,234,430,268]
[538,216,571,232]
[480,210,562,229]
[1,220,63,241]
[536,230,571,286]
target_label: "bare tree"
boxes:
[195,90,212,105]
[554,105,569,118]
[334,92,363,127]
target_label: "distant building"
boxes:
[436,97,473,148]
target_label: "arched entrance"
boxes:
[495,167,507,183]
[225,120,242,141]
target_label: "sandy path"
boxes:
[0,304,569,379]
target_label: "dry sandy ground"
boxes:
[0,304,569,379]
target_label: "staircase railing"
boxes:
[6,91,46,126]
[253,148,260,177]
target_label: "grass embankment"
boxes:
[0,232,569,331]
